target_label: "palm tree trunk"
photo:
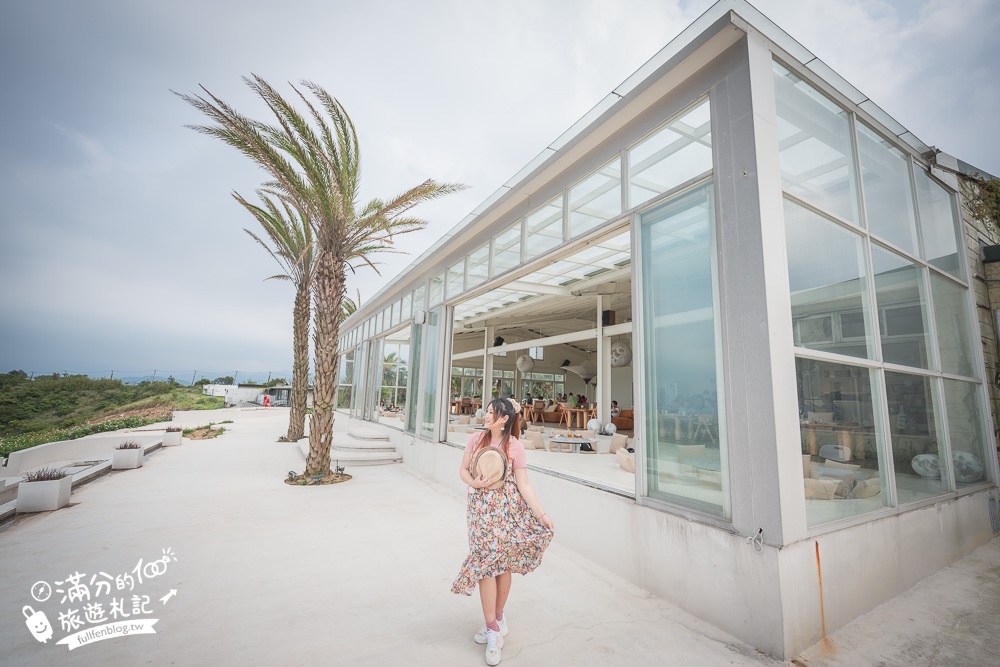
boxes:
[287,284,310,442]
[306,247,345,476]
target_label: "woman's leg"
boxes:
[494,572,512,618]
[478,576,498,627]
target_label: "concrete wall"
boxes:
[778,488,997,656]
[5,433,164,475]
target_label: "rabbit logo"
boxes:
[23,606,53,643]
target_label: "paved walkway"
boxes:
[1,408,997,666]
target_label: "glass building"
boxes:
[334,1,999,657]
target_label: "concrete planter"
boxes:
[112,448,144,470]
[16,476,72,513]
[163,431,183,447]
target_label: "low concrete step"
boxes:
[296,440,400,466]
[346,428,390,441]
[332,437,396,453]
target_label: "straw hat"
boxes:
[471,446,508,491]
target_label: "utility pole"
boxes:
[151,370,157,382]
[266,371,271,385]
[233,371,239,386]
[110,370,114,380]
[191,370,197,385]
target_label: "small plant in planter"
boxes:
[163,426,183,447]
[112,440,144,470]
[17,466,72,513]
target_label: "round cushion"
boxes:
[911,453,940,479]
[472,446,508,491]
[587,418,602,433]
[952,451,985,483]
[604,423,617,436]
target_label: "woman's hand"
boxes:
[538,513,555,531]
[469,472,497,489]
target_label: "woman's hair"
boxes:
[475,397,521,458]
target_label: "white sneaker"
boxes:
[474,614,508,644]
[484,628,503,666]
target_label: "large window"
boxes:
[777,59,991,527]
[774,61,859,225]
[418,308,442,440]
[336,349,354,410]
[569,158,621,238]
[379,341,409,413]
[639,184,728,517]
[628,98,712,208]
[524,197,564,261]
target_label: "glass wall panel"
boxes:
[930,273,975,377]
[401,293,412,320]
[336,350,354,409]
[413,285,426,313]
[784,198,874,359]
[796,358,887,526]
[569,157,621,238]
[406,324,422,433]
[914,167,962,278]
[639,184,727,516]
[428,273,444,306]
[872,245,932,369]
[493,222,521,276]
[884,371,948,503]
[628,99,711,208]
[418,308,442,440]
[524,197,564,261]
[467,243,489,289]
[942,379,990,488]
[774,61,860,225]
[857,123,919,254]
[446,259,465,299]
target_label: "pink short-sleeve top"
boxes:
[465,433,527,470]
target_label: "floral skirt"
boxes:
[451,474,553,596]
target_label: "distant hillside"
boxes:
[0,370,224,436]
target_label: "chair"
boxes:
[608,433,629,454]
[611,409,634,431]
[460,397,473,415]
[531,400,547,424]
[691,414,716,444]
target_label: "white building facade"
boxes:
[335,1,999,657]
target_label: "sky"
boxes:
[1,0,997,383]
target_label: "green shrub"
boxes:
[0,416,163,458]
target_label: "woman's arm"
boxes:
[459,446,492,489]
[514,468,555,530]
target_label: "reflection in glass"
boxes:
[493,222,521,276]
[795,357,886,526]
[774,61,860,225]
[628,99,711,208]
[467,243,489,289]
[942,379,990,488]
[930,273,975,377]
[524,197,564,261]
[419,309,441,440]
[428,273,444,306]
[569,157,621,238]
[857,123,918,254]
[914,167,961,278]
[784,198,873,359]
[884,371,948,503]
[336,350,355,409]
[872,245,931,369]
[639,184,727,516]
[446,259,465,299]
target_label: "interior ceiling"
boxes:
[453,229,632,353]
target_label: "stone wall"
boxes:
[959,175,1000,452]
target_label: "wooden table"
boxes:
[565,408,590,429]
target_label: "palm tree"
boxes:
[235,191,313,442]
[178,76,463,476]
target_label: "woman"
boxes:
[452,397,554,666]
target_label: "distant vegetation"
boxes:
[0,370,224,458]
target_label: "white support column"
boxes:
[483,327,495,399]
[596,295,611,423]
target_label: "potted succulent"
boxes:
[163,426,183,447]
[17,467,72,513]
[112,440,144,470]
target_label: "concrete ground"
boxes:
[1,408,997,666]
